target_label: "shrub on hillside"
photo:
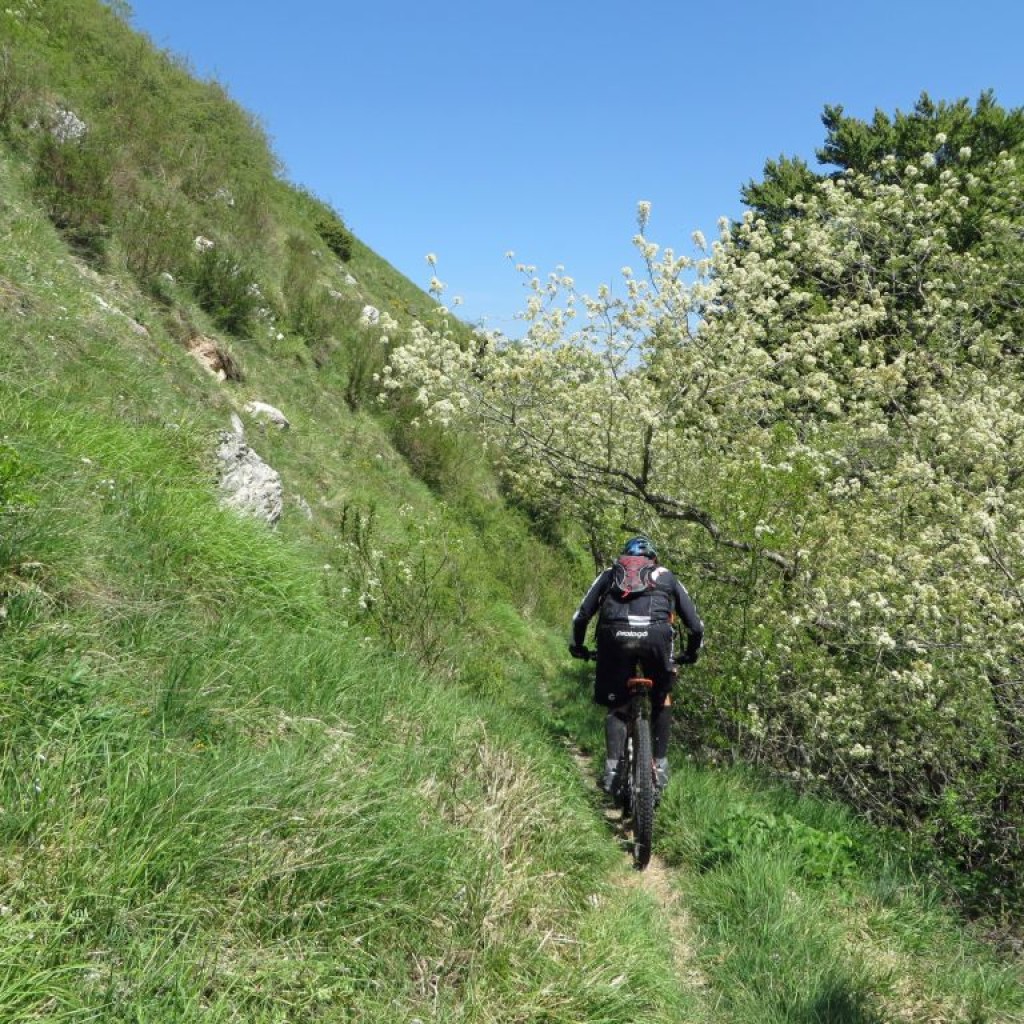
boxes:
[33,133,113,261]
[342,332,389,410]
[316,213,353,263]
[184,245,263,337]
[340,503,465,675]
[389,415,472,496]
[286,185,353,263]
[119,190,194,287]
[282,233,339,344]
[0,45,38,135]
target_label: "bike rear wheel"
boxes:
[631,718,655,869]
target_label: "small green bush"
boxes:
[340,336,387,410]
[119,189,194,287]
[315,213,353,262]
[282,233,338,343]
[0,45,37,134]
[702,801,858,883]
[339,502,466,674]
[388,405,469,492]
[184,244,263,337]
[33,133,113,260]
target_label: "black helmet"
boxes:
[621,536,657,559]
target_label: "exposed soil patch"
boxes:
[188,334,244,382]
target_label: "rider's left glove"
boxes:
[569,644,590,660]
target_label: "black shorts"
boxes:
[593,621,676,708]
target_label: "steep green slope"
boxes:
[0,90,701,1024]
[0,4,701,1020]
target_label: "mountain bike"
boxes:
[585,651,657,870]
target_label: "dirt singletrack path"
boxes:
[570,746,708,991]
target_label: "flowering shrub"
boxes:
[381,140,1024,907]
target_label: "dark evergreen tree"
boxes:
[742,91,1024,236]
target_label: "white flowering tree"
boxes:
[382,139,1024,902]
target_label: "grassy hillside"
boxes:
[0,105,697,1024]
[0,4,711,1019]
[0,2,1021,1021]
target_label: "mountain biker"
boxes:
[569,536,704,799]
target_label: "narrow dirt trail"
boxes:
[570,747,709,993]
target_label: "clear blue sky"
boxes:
[127,0,1024,333]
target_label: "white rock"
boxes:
[52,107,87,143]
[243,400,291,430]
[216,431,283,525]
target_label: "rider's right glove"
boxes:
[569,644,590,660]
[674,649,699,665]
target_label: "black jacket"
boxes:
[572,559,704,659]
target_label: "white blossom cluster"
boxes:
[381,144,1024,853]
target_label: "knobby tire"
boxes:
[631,718,654,869]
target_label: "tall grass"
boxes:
[654,762,1024,1023]
[0,377,697,1021]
